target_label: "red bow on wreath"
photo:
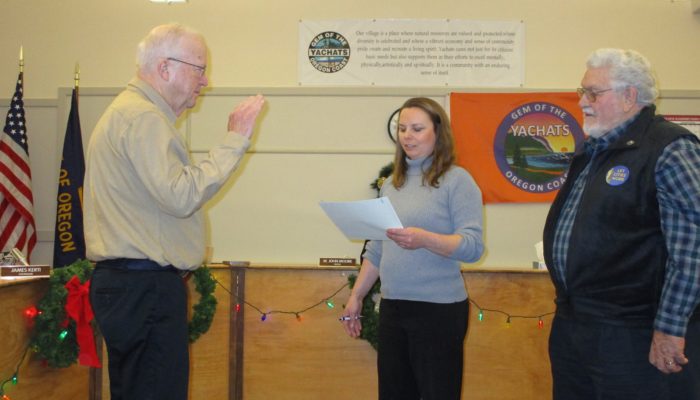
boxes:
[64,276,101,368]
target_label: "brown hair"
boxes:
[391,97,456,189]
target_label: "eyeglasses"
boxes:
[576,87,613,103]
[167,57,206,77]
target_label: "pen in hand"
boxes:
[338,315,363,321]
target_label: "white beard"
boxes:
[582,106,607,138]
[583,121,607,138]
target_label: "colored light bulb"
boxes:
[23,306,38,319]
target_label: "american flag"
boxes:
[0,71,36,259]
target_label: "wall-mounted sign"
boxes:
[299,19,525,87]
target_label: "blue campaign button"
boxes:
[606,166,630,186]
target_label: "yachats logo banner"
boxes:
[450,92,585,203]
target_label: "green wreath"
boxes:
[188,266,217,343]
[29,260,217,368]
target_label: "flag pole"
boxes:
[2,44,37,261]
[74,63,80,97]
[53,62,86,268]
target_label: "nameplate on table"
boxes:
[0,265,52,279]
[319,258,357,266]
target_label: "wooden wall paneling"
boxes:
[0,279,89,400]
[241,267,378,400]
[2,266,555,399]
[462,271,555,400]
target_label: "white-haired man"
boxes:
[544,48,700,400]
[85,23,264,400]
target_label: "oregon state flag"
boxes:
[53,88,85,267]
[450,92,585,203]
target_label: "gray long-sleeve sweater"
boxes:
[364,156,484,303]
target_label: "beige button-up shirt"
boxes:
[84,78,250,270]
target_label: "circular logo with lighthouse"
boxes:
[308,31,351,73]
[493,102,584,193]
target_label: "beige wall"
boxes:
[2,1,700,96]
[2,1,700,267]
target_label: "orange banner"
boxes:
[450,92,585,203]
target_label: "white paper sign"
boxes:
[319,197,403,240]
[299,19,525,87]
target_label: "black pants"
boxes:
[378,298,469,400]
[669,319,700,400]
[90,262,189,400]
[549,315,669,400]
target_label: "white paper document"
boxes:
[319,197,403,240]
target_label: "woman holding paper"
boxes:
[341,97,484,400]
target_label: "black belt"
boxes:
[96,258,179,273]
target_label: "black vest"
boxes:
[543,106,698,326]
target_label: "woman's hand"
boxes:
[386,227,426,250]
[341,295,363,338]
[387,227,463,258]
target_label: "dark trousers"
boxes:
[549,315,669,400]
[90,262,189,400]
[669,319,700,400]
[378,298,469,400]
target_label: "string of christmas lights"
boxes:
[213,275,350,322]
[0,344,30,399]
[212,276,555,327]
[469,298,555,329]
